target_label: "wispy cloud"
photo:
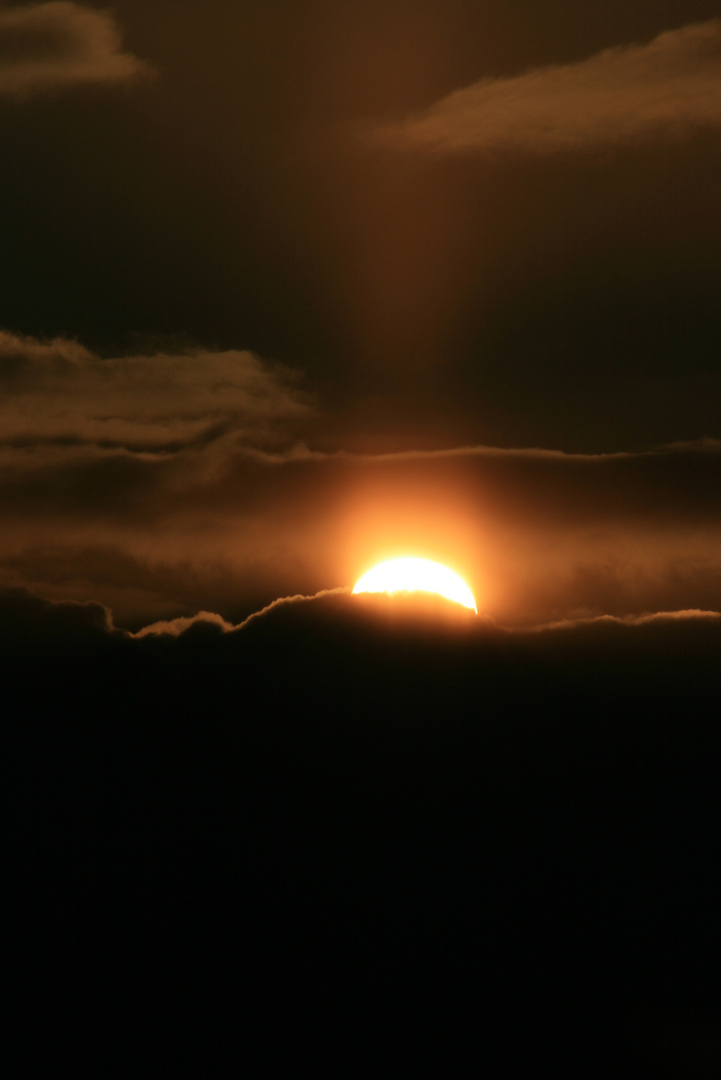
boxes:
[0,330,312,457]
[0,2,153,97]
[372,19,721,155]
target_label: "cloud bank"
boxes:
[4,580,720,652]
[6,589,720,1077]
[373,19,721,155]
[0,2,152,97]
[130,589,721,642]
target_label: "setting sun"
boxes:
[353,558,477,613]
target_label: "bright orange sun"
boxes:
[353,558,477,613]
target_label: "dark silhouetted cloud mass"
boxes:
[5,585,721,1073]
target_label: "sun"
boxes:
[353,557,477,613]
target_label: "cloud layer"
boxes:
[131,587,721,643]
[0,2,152,97]
[0,330,312,457]
[2,328,721,629]
[373,19,721,155]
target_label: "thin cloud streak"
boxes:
[0,2,153,98]
[527,608,721,633]
[248,437,721,468]
[372,19,721,155]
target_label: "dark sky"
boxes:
[3,0,721,445]
[2,0,721,625]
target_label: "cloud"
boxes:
[8,576,721,753]
[0,583,116,645]
[0,329,312,458]
[5,581,721,1076]
[536,607,721,632]
[0,2,153,97]
[372,19,721,155]
[4,578,720,648]
[134,610,236,639]
[132,589,721,642]
[1,339,721,631]
[133,588,352,638]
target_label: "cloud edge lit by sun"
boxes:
[353,558,478,613]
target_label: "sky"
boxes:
[2,0,721,627]
[4,3,721,1073]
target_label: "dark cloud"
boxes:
[373,19,721,155]
[0,2,152,97]
[135,586,354,638]
[0,581,116,644]
[131,585,721,641]
[5,585,720,1073]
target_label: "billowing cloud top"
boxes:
[3,577,719,646]
[373,19,721,154]
[132,587,721,643]
[0,2,152,97]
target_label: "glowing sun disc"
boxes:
[353,558,477,613]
